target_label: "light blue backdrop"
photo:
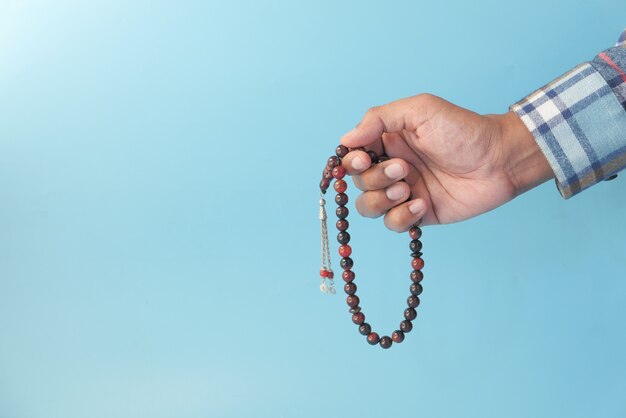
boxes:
[1,1,625,417]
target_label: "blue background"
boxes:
[1,1,625,417]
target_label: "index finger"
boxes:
[339,94,433,149]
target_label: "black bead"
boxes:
[336,206,349,219]
[335,145,349,158]
[337,232,350,244]
[377,155,389,163]
[400,320,413,333]
[335,193,348,206]
[404,307,417,321]
[367,150,378,163]
[379,336,392,349]
[410,270,424,283]
[410,283,423,296]
[407,295,420,308]
[410,251,423,258]
[344,282,357,295]
[349,306,361,314]
[327,156,340,168]
[340,257,353,270]
[359,323,371,335]
[409,239,423,253]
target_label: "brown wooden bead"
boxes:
[334,179,347,193]
[342,270,355,282]
[336,206,349,219]
[407,295,420,308]
[411,257,424,270]
[347,295,360,308]
[319,178,331,191]
[379,336,392,349]
[323,168,333,179]
[328,156,340,168]
[335,193,348,206]
[410,283,423,296]
[410,270,424,283]
[359,323,371,335]
[338,244,352,257]
[352,312,365,325]
[367,332,380,345]
[344,282,357,295]
[336,219,349,231]
[391,330,405,343]
[409,226,422,240]
[400,320,413,333]
[404,308,417,321]
[336,145,349,158]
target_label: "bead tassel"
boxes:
[318,145,425,349]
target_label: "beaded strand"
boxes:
[318,145,424,349]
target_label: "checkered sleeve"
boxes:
[510,28,626,198]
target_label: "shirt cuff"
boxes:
[510,62,626,198]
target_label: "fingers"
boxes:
[383,198,427,232]
[342,150,371,175]
[352,158,411,191]
[355,182,411,218]
[339,94,436,149]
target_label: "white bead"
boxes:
[320,282,328,293]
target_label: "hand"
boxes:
[340,94,554,229]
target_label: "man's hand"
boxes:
[340,94,554,230]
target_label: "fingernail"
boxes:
[386,183,406,201]
[351,155,366,171]
[383,163,405,179]
[409,200,424,214]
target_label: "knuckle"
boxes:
[383,211,406,233]
[364,106,382,119]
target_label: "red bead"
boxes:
[334,179,347,193]
[320,269,329,278]
[332,166,346,179]
[339,245,352,257]
[367,332,380,345]
[352,312,365,325]
[327,271,334,279]
[346,295,360,308]
[411,257,425,270]
[342,270,355,282]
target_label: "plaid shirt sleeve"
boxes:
[510,28,626,198]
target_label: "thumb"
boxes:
[339,94,434,149]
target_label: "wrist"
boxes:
[495,111,554,196]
